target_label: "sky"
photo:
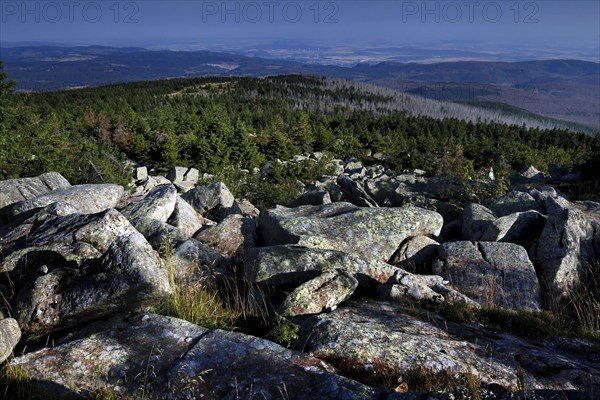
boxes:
[1,1,599,60]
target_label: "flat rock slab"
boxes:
[0,172,70,210]
[296,301,600,392]
[11,313,379,400]
[259,202,443,264]
[1,184,124,222]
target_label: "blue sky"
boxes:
[1,1,599,58]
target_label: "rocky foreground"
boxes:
[0,158,599,399]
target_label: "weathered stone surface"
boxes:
[336,175,378,207]
[134,166,148,182]
[535,203,599,299]
[166,166,188,183]
[14,232,171,333]
[295,301,600,392]
[434,241,541,311]
[0,318,21,363]
[1,184,124,222]
[195,214,256,260]
[0,172,71,209]
[244,245,398,286]
[11,313,379,399]
[462,203,496,241]
[377,269,478,307]
[235,198,260,221]
[170,239,225,282]
[131,217,187,250]
[277,270,358,316]
[259,202,443,264]
[288,189,332,207]
[480,210,547,245]
[181,181,235,215]
[390,236,439,273]
[489,191,541,217]
[166,196,205,238]
[120,184,177,223]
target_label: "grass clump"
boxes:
[0,364,46,400]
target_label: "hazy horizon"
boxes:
[1,1,599,64]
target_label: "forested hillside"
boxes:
[2,66,599,193]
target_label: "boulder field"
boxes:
[0,159,598,399]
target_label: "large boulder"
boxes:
[480,210,547,246]
[170,239,226,283]
[14,232,171,333]
[0,172,71,209]
[535,202,599,300]
[120,184,177,223]
[434,241,541,311]
[259,202,443,264]
[277,270,358,316]
[336,175,378,207]
[295,301,600,392]
[488,191,541,217]
[0,318,21,363]
[10,313,379,399]
[166,196,206,238]
[195,215,256,261]
[462,203,496,241]
[1,184,124,223]
[244,245,398,286]
[181,181,235,219]
[288,189,332,207]
[389,235,440,273]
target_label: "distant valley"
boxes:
[1,45,598,132]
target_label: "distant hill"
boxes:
[1,45,598,131]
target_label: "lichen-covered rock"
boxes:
[166,196,205,238]
[480,210,547,246]
[1,184,124,222]
[434,241,541,311]
[535,203,599,300]
[462,203,496,241]
[377,269,478,307]
[244,245,397,286]
[277,270,358,316]
[288,189,332,207]
[11,313,379,399]
[181,181,235,216]
[14,232,171,333]
[389,236,439,273]
[120,184,177,223]
[0,172,71,210]
[131,217,188,250]
[296,301,600,392]
[259,202,443,264]
[489,191,541,217]
[0,318,21,363]
[170,239,225,282]
[195,214,256,261]
[336,175,378,207]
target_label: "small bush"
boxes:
[267,315,300,348]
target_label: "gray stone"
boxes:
[288,189,332,207]
[336,175,378,207]
[171,239,225,282]
[181,181,235,215]
[535,205,599,300]
[489,191,541,217]
[259,202,443,265]
[0,318,21,364]
[166,196,205,238]
[295,301,600,392]
[435,241,541,311]
[277,270,358,316]
[131,217,187,250]
[1,184,124,222]
[195,215,256,261]
[120,184,177,223]
[166,166,188,183]
[480,210,547,246]
[244,245,397,287]
[11,313,379,399]
[134,166,148,182]
[389,236,440,273]
[0,172,71,209]
[15,231,170,334]
[462,203,496,241]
